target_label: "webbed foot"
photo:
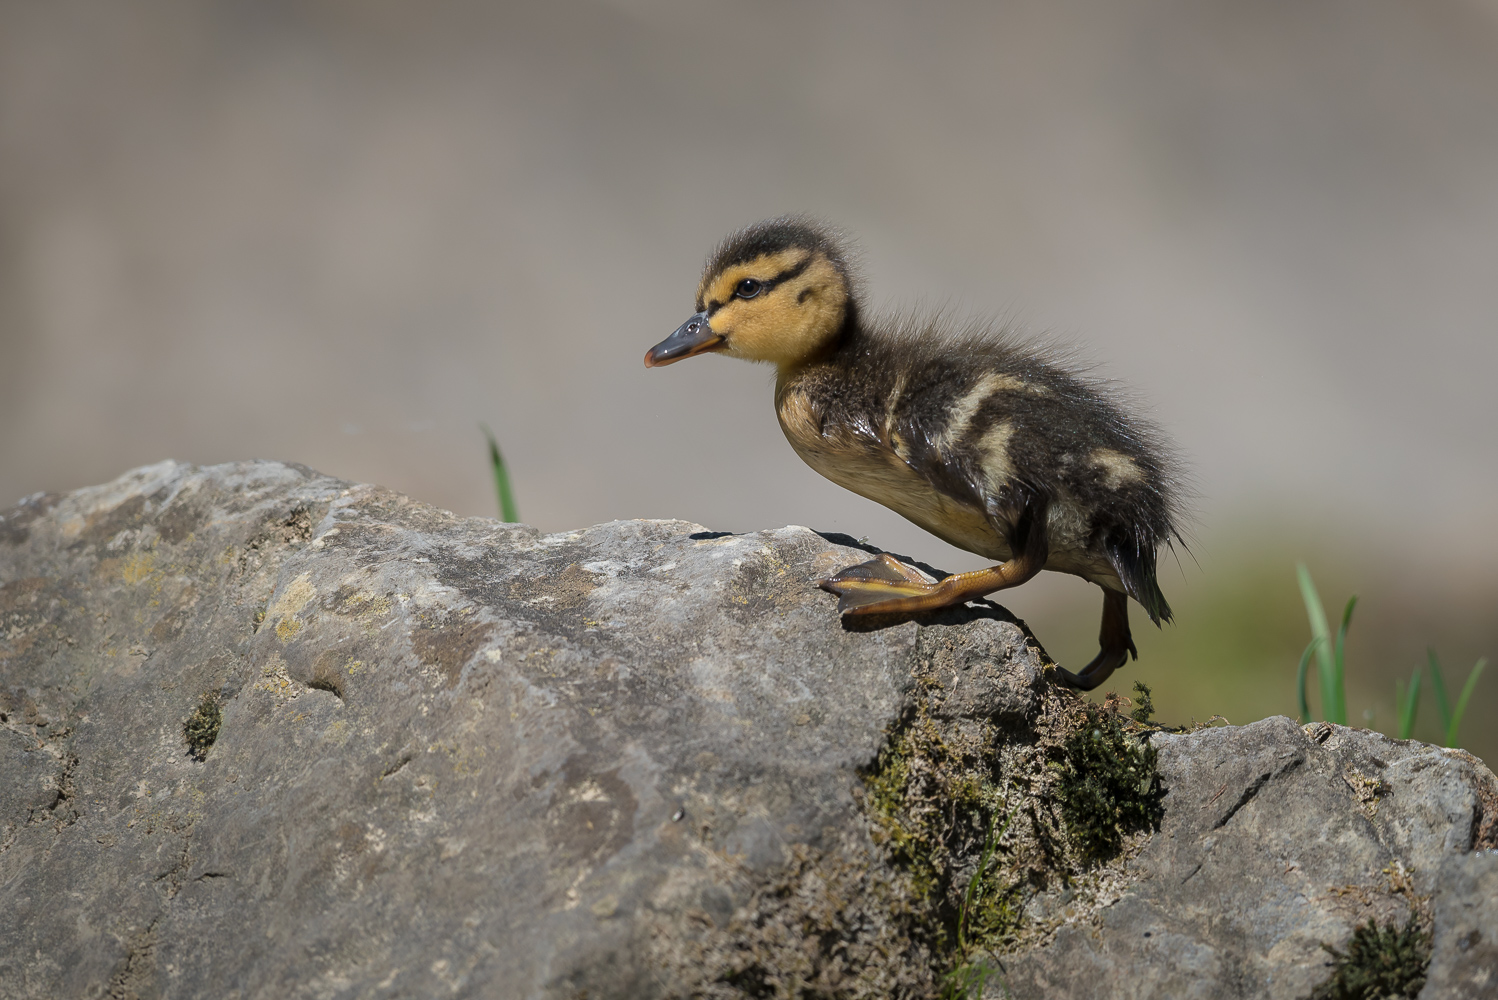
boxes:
[819,554,942,614]
[820,553,1035,616]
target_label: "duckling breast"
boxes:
[775,377,1010,560]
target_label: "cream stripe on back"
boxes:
[975,419,1017,489]
[883,373,909,443]
[936,373,1028,453]
[1089,448,1145,489]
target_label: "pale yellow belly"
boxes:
[793,430,1011,560]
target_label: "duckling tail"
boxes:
[1107,537,1173,627]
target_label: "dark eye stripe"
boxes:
[704,255,815,316]
[761,256,812,292]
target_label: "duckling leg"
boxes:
[1052,587,1137,691]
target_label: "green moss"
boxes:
[1055,701,1165,863]
[860,683,1169,995]
[1309,917,1431,1000]
[1130,681,1156,725]
[862,701,1022,997]
[183,696,222,760]
[674,843,938,999]
[864,705,1011,929]
[673,666,1170,997]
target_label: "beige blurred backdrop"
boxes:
[2,0,1495,759]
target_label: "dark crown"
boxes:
[705,216,852,281]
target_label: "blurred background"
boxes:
[2,0,1495,762]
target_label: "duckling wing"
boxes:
[777,344,1179,624]
[898,359,1180,625]
[881,352,1180,625]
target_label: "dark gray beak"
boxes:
[644,311,725,368]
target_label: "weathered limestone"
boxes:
[1,462,1493,999]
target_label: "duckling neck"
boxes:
[774,301,862,386]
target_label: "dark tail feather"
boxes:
[1108,536,1173,626]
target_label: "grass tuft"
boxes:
[1308,916,1430,1000]
[1297,564,1486,747]
[1394,665,1421,740]
[1425,648,1488,749]
[1297,564,1354,726]
[480,423,520,523]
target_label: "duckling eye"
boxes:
[735,278,763,299]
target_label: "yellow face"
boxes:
[695,248,849,371]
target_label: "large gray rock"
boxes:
[1003,719,1498,999]
[1423,852,1498,1000]
[1,461,1494,1000]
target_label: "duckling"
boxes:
[644,218,1184,691]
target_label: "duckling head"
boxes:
[645,217,854,373]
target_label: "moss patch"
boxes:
[1055,700,1165,863]
[1308,916,1431,1000]
[665,844,938,999]
[859,675,1165,994]
[183,696,222,760]
[658,652,1167,999]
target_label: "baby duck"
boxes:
[644,218,1183,691]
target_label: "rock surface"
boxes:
[1,461,1494,1000]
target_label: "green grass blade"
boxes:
[1396,667,1421,740]
[1297,565,1341,725]
[1333,595,1356,728]
[1297,638,1320,723]
[1446,658,1487,749]
[957,804,1015,953]
[480,423,520,523]
[1427,648,1452,731]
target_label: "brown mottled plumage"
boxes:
[645,217,1185,690]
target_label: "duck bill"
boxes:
[644,311,725,368]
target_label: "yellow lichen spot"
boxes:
[346,659,366,676]
[254,654,302,704]
[267,572,317,644]
[759,548,789,575]
[338,589,394,635]
[268,572,317,619]
[121,553,157,585]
